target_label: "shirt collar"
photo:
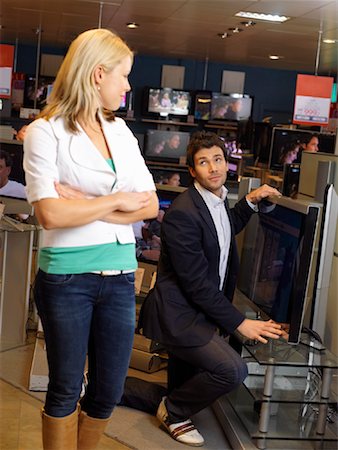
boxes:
[194,180,228,207]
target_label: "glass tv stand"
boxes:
[213,336,338,450]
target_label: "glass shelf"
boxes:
[228,385,338,443]
[242,335,338,369]
[243,375,337,404]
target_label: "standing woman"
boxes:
[23,29,158,450]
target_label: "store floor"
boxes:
[0,337,231,450]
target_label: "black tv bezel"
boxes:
[142,86,192,120]
[210,92,253,122]
[143,129,190,164]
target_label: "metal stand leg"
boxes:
[256,360,275,449]
[316,366,333,436]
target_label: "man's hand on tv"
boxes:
[236,318,283,344]
[246,184,282,205]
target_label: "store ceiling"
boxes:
[1,0,338,74]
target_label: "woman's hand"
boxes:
[114,191,152,212]
[236,319,283,344]
[55,182,86,199]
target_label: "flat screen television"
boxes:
[193,91,212,121]
[118,91,132,112]
[24,76,55,109]
[134,186,183,263]
[143,87,191,118]
[269,128,336,171]
[0,142,26,199]
[237,197,321,344]
[252,122,273,164]
[144,129,190,163]
[210,93,252,121]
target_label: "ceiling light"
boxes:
[323,38,337,44]
[235,11,290,23]
[240,20,256,27]
[228,27,243,33]
[126,22,139,29]
[217,32,229,39]
[269,55,281,60]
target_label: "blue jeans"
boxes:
[34,270,136,418]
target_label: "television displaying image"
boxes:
[0,143,26,200]
[24,76,55,109]
[144,130,190,163]
[194,91,212,121]
[145,87,191,118]
[118,91,132,112]
[210,93,252,121]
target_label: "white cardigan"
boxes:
[23,114,155,249]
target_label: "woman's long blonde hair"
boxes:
[39,28,133,132]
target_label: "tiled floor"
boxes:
[0,379,131,450]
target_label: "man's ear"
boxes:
[188,166,196,179]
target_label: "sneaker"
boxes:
[156,397,205,447]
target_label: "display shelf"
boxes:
[204,122,238,131]
[243,374,337,404]
[141,118,198,127]
[227,385,338,445]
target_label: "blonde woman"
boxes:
[23,29,158,450]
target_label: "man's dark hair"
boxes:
[186,131,228,168]
[303,133,319,146]
[0,150,13,168]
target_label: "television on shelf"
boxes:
[143,87,191,118]
[134,187,183,264]
[210,93,252,121]
[0,142,26,199]
[24,76,55,110]
[269,127,336,172]
[144,129,190,163]
[252,122,273,164]
[117,91,132,112]
[193,91,212,121]
[237,196,322,344]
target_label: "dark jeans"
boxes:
[165,332,248,423]
[34,270,136,419]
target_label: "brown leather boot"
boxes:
[77,411,111,450]
[41,407,78,450]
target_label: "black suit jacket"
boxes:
[139,184,255,347]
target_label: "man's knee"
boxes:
[214,357,248,388]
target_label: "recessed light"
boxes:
[240,20,256,27]
[235,11,290,23]
[323,39,337,44]
[126,22,139,29]
[269,55,281,60]
[217,32,230,39]
[229,27,243,33]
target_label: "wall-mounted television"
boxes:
[237,196,321,344]
[210,93,252,121]
[143,87,191,118]
[193,91,212,121]
[144,129,190,163]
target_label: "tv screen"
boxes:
[118,91,132,112]
[269,128,312,171]
[237,198,320,344]
[210,93,252,121]
[0,142,26,199]
[252,122,273,164]
[194,91,212,121]
[144,130,190,163]
[134,187,183,263]
[24,76,55,109]
[145,87,191,117]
